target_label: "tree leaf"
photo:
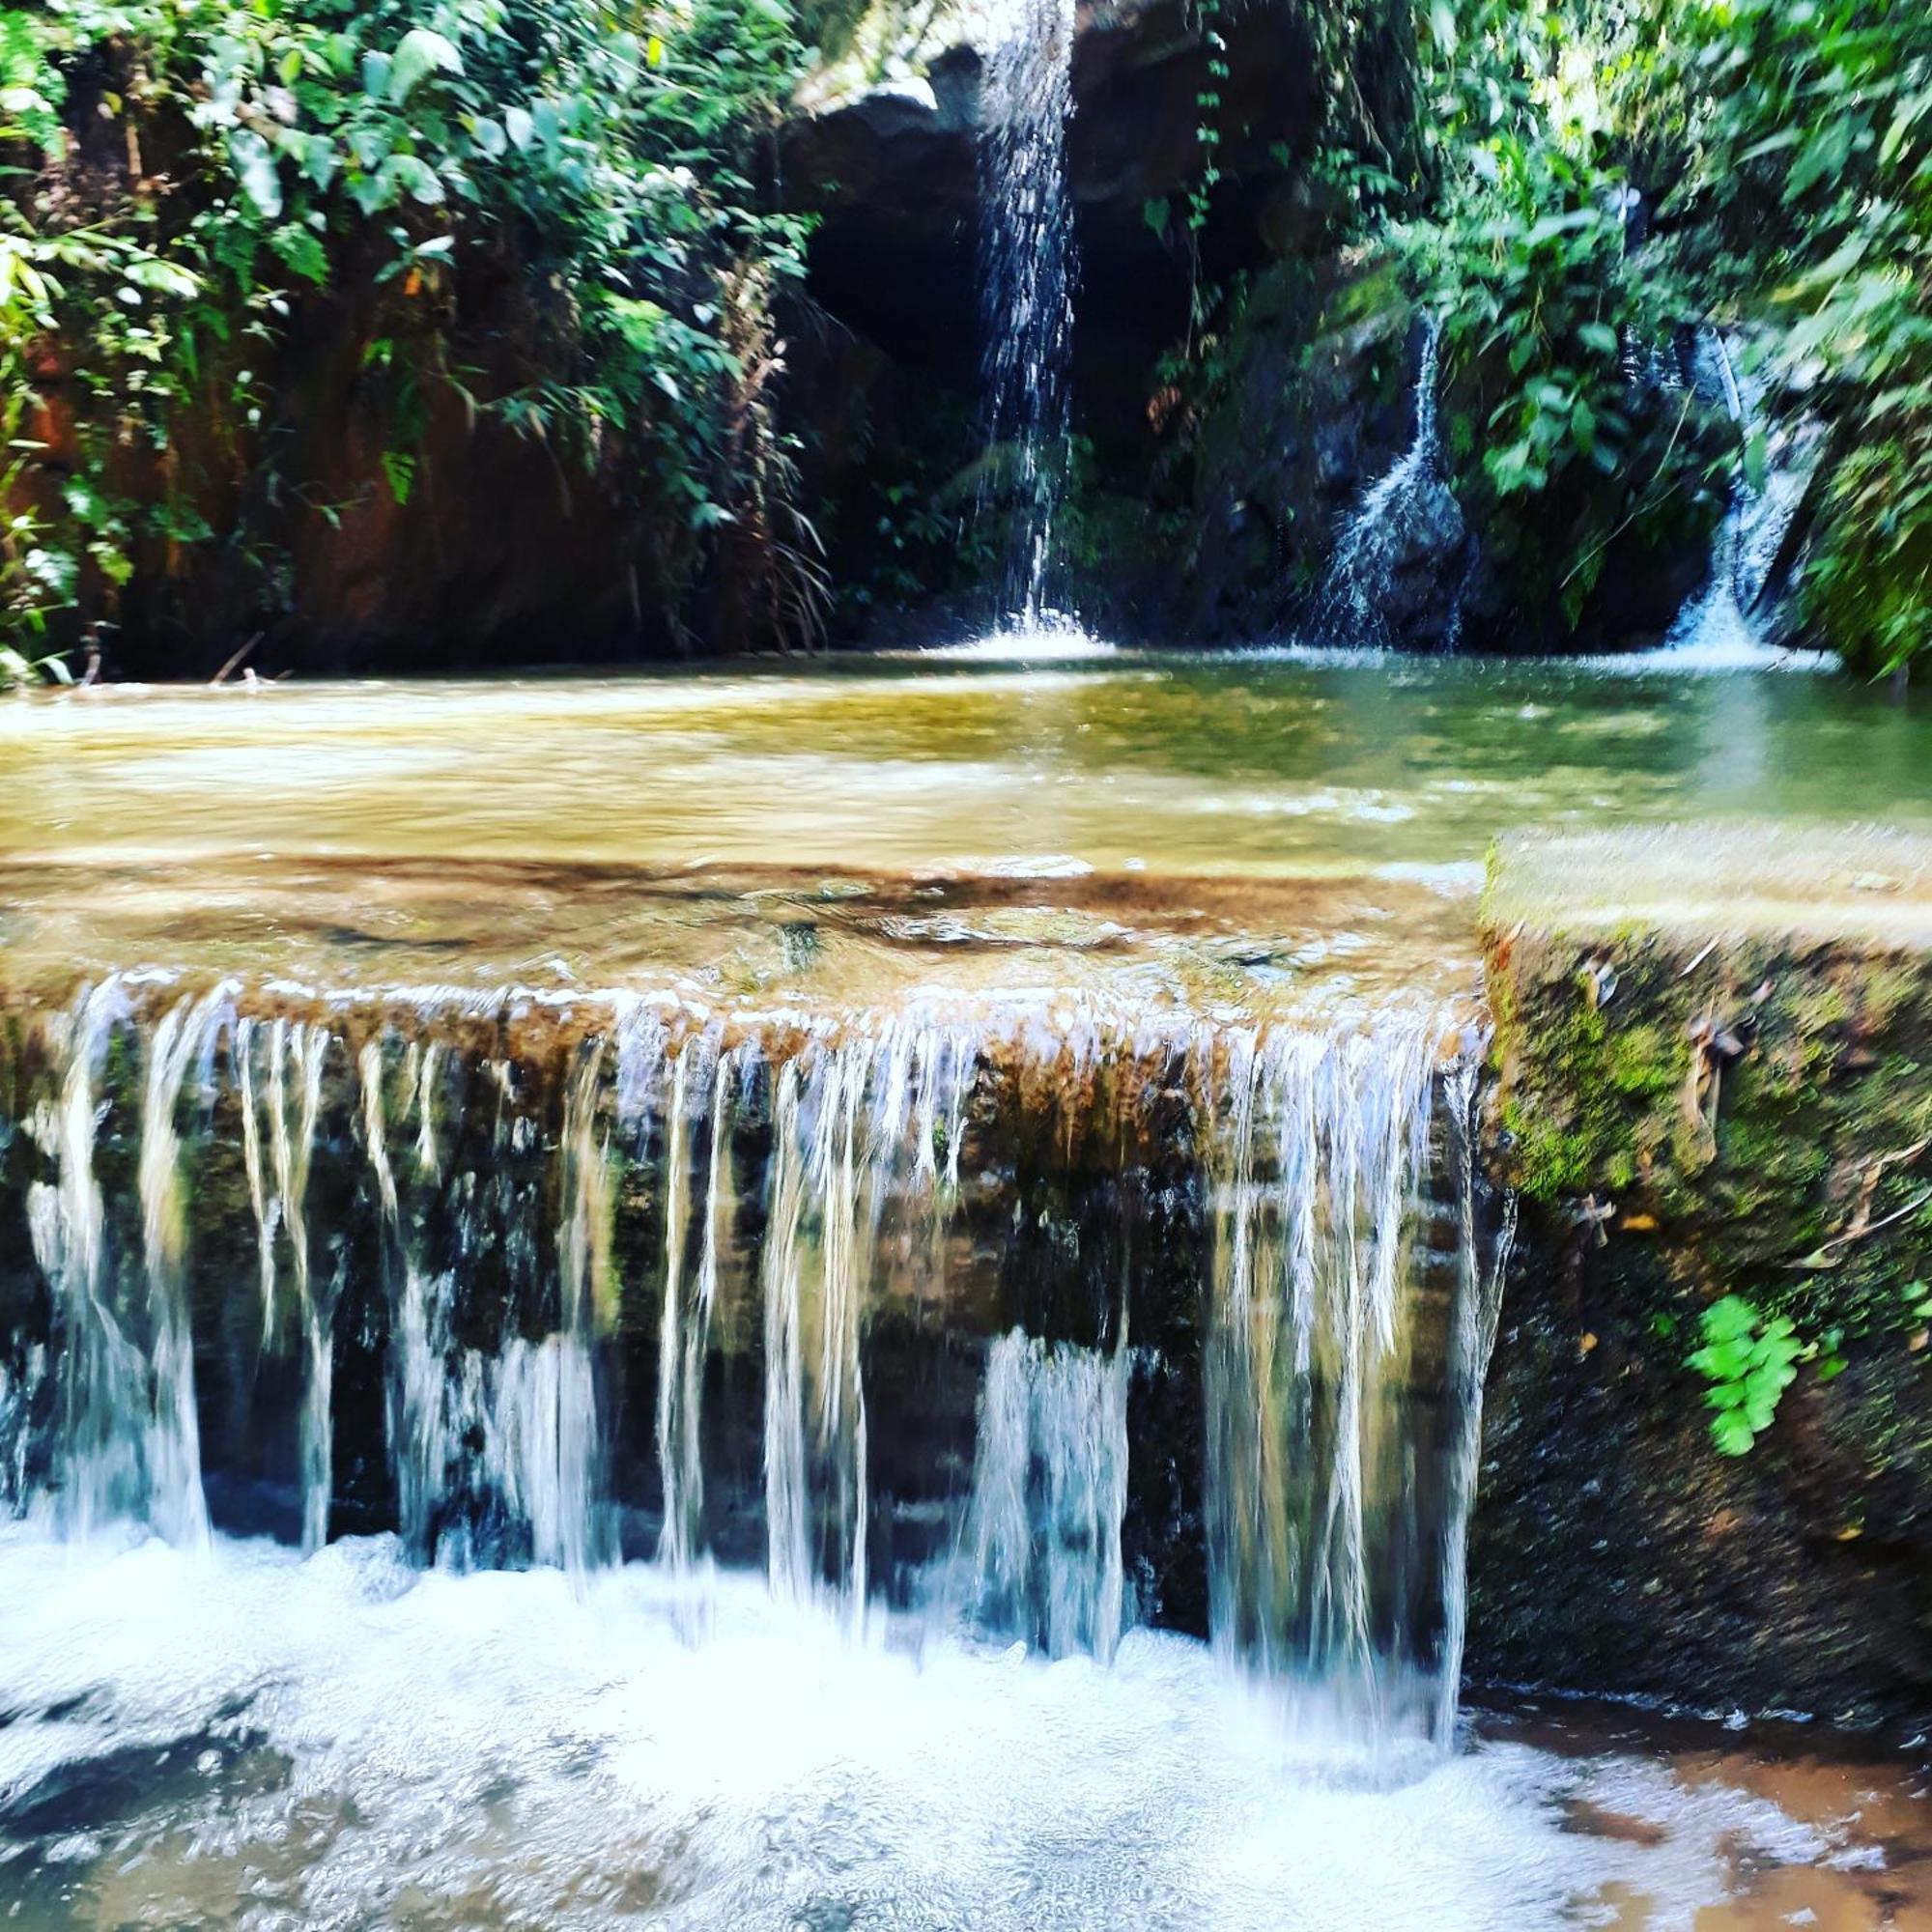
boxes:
[1711,1409,1757,1456]
[227,129,283,219]
[389,27,463,105]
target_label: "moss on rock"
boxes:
[1472,828,1932,1724]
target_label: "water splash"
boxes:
[1312,317,1462,650]
[974,0,1079,634]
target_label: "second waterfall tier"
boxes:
[0,979,1506,1747]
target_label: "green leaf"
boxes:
[1577,321,1619,356]
[1702,1296,1759,1344]
[270,224,329,286]
[1711,1409,1757,1456]
[389,28,462,104]
[228,129,283,220]
[381,448,415,505]
[381,155,446,206]
[1688,1337,1752,1381]
[123,257,201,301]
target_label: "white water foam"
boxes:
[0,1522,1846,1930]
[920,620,1117,662]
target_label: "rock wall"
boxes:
[1471,831,1932,1726]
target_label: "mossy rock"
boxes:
[1471,827,1932,1725]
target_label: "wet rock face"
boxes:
[780,0,1335,640]
[784,0,1321,379]
[1472,878,1932,1725]
[1182,272,1445,644]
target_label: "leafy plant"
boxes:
[1,0,820,664]
[1686,1294,1804,1456]
[1378,0,1932,665]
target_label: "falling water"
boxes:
[974,0,1079,635]
[1312,316,1460,649]
[656,1035,735,1580]
[0,981,1500,1750]
[953,1328,1129,1659]
[25,977,219,1548]
[1662,328,1812,664]
[1434,1054,1517,1746]
[1202,1008,1488,1746]
[360,1021,615,1580]
[238,1016,329,1548]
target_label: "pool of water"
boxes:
[1,651,1926,1001]
[6,652,1925,874]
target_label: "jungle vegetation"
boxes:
[1,0,1926,672]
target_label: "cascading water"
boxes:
[1202,1008,1488,1748]
[1662,327,1814,664]
[0,977,1501,1756]
[951,1327,1129,1661]
[973,0,1080,639]
[1311,315,1464,650]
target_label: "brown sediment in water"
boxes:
[0,854,1483,1012]
[1482,1697,1932,1928]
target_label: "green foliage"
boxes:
[1686,1294,1804,1456]
[1388,0,1722,631]
[1631,0,1932,674]
[1,0,815,657]
[1380,0,1932,664]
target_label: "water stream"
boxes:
[973,0,1080,637]
[1662,328,1815,666]
[1311,316,1461,648]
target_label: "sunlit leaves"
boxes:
[2,0,812,655]
[386,26,461,103]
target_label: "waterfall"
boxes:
[360,1022,615,1579]
[1202,1009,1491,1744]
[974,0,1079,636]
[1433,1055,1517,1746]
[953,1328,1129,1660]
[1662,327,1811,664]
[1312,316,1462,650]
[238,1016,329,1548]
[0,980,1503,1748]
[758,1020,971,1620]
[656,1035,734,1579]
[26,976,220,1548]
